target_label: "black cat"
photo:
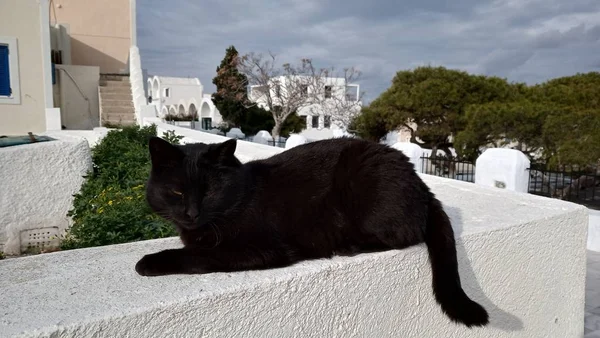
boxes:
[136,136,489,327]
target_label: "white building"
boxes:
[249,75,361,139]
[147,75,222,130]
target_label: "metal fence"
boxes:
[528,164,600,210]
[267,140,286,148]
[420,156,476,183]
[240,136,286,148]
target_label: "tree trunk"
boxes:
[271,120,283,141]
[431,144,438,159]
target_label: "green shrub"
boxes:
[61,125,178,250]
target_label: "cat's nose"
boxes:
[186,209,200,221]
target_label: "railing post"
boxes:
[475,148,530,193]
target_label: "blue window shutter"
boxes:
[0,45,10,96]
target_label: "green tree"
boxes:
[536,72,600,166]
[212,46,251,126]
[356,66,515,157]
[348,106,389,142]
[454,99,548,161]
[456,72,600,165]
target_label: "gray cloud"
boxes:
[137,0,600,102]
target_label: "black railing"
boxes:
[240,136,286,148]
[420,156,475,183]
[528,164,600,210]
[267,140,286,148]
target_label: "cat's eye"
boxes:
[171,190,183,196]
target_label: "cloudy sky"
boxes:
[137,0,600,103]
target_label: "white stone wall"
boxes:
[129,46,147,125]
[475,148,530,193]
[145,118,284,163]
[0,174,588,337]
[0,134,92,255]
[588,209,600,252]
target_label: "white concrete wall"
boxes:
[475,148,530,193]
[49,24,72,66]
[200,94,223,126]
[250,75,362,130]
[160,80,202,109]
[52,0,132,74]
[588,209,600,252]
[0,134,92,255]
[0,0,49,135]
[55,64,100,130]
[44,127,111,148]
[144,118,284,162]
[0,173,588,337]
[149,76,202,116]
[129,46,146,125]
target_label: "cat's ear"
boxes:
[148,137,184,170]
[207,138,237,164]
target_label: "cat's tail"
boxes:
[424,197,489,327]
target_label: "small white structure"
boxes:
[475,148,530,193]
[285,134,309,149]
[147,76,223,130]
[391,142,424,172]
[252,130,272,145]
[226,128,245,139]
[332,129,352,138]
[589,210,600,252]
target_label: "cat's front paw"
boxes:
[135,253,169,277]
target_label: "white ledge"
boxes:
[144,117,285,162]
[0,175,588,338]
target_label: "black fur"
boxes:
[136,136,489,327]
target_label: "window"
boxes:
[324,86,332,99]
[0,37,20,104]
[324,115,331,128]
[300,84,308,97]
[202,117,212,130]
[311,116,319,128]
[0,45,10,96]
[163,88,170,97]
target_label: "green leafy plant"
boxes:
[162,129,184,144]
[61,125,178,250]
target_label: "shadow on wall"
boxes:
[55,64,100,130]
[447,205,524,332]
[69,37,127,74]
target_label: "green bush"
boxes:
[235,108,307,138]
[61,125,179,250]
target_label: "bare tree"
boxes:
[237,52,364,139]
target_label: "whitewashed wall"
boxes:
[0,135,92,255]
[0,170,588,338]
[129,46,146,125]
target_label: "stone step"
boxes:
[99,80,130,87]
[100,99,134,107]
[100,74,131,82]
[101,106,135,114]
[100,86,132,94]
[99,93,132,101]
[103,114,136,123]
[102,116,135,124]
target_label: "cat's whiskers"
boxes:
[208,222,222,248]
